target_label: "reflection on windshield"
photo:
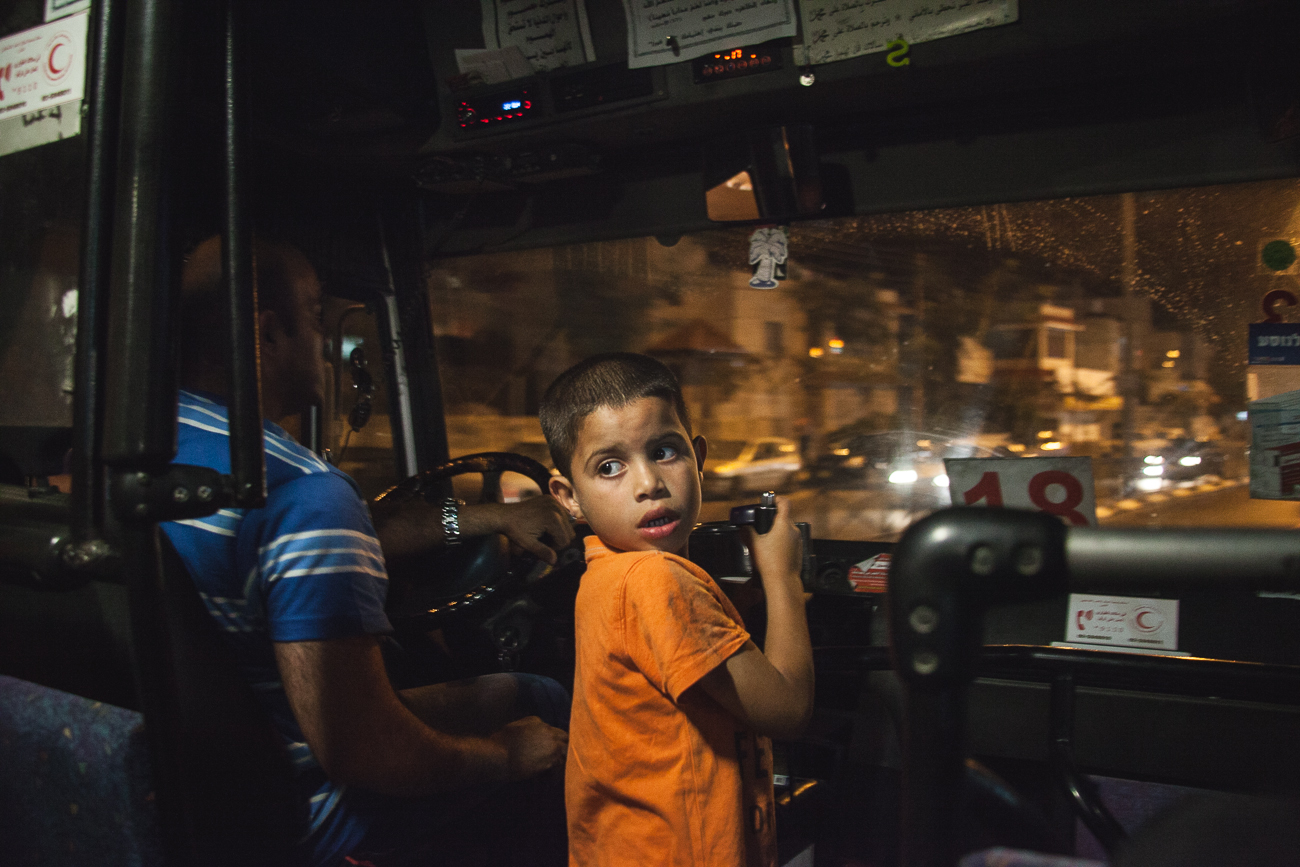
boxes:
[428,178,1300,538]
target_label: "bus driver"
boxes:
[164,235,574,865]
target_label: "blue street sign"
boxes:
[1249,323,1300,365]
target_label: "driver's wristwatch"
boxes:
[441,497,466,546]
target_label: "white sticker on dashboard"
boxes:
[1064,593,1179,651]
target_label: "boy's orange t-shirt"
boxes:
[567,536,776,867]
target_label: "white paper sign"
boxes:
[944,456,1097,527]
[1248,388,1300,500]
[45,0,89,22]
[481,0,596,72]
[796,0,1018,67]
[0,98,81,158]
[0,11,88,123]
[624,0,798,69]
[454,46,535,85]
[1063,593,1180,652]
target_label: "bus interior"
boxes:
[2,0,1300,864]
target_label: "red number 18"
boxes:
[962,469,1089,526]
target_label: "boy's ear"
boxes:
[548,475,584,522]
[692,435,707,471]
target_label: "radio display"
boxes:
[456,87,537,129]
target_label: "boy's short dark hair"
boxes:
[540,353,692,478]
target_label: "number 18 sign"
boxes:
[944,456,1097,527]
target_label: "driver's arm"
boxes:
[371,495,574,565]
[275,634,567,796]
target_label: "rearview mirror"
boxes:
[704,124,825,223]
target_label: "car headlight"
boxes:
[1142,465,1163,476]
[1144,455,1164,465]
[1178,455,1202,467]
[888,469,918,484]
[932,474,950,488]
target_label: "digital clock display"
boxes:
[692,42,783,83]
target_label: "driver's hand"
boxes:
[460,497,575,565]
[491,715,568,780]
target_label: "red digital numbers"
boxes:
[962,469,1090,526]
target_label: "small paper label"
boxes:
[1065,593,1179,651]
[847,553,890,593]
[945,456,1097,527]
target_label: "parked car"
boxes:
[701,437,802,498]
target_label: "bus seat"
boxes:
[152,533,309,866]
[0,674,161,867]
[1110,792,1300,867]
[1073,775,1202,860]
[0,531,311,865]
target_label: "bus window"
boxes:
[0,3,86,483]
[427,177,1298,537]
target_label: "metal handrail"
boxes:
[222,0,265,509]
[68,0,121,556]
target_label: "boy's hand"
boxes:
[491,715,569,780]
[744,496,803,598]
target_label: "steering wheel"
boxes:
[375,452,556,630]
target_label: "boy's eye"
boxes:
[652,444,679,462]
[597,460,625,477]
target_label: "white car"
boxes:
[702,437,802,498]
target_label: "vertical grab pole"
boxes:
[379,195,452,472]
[101,0,181,468]
[98,0,193,861]
[68,0,122,553]
[223,0,266,508]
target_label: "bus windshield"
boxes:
[427,177,1300,538]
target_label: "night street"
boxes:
[699,478,1299,542]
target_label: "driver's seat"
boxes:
[152,533,308,866]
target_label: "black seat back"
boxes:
[155,534,308,866]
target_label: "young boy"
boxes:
[540,353,814,867]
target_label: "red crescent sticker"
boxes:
[1134,608,1163,632]
[45,35,72,81]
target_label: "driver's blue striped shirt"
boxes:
[163,389,393,863]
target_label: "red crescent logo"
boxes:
[44,34,72,81]
[1133,608,1163,632]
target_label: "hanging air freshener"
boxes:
[749,226,788,289]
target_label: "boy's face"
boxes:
[549,396,706,556]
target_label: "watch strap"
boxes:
[441,496,465,546]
